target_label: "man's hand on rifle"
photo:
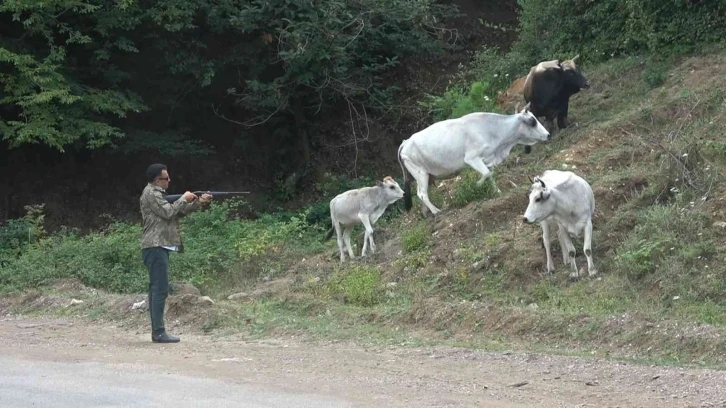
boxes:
[182,191,197,203]
[199,193,213,204]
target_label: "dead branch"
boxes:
[212,97,286,127]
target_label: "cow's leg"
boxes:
[359,214,376,256]
[558,229,580,280]
[557,101,570,129]
[404,160,440,215]
[541,220,555,274]
[584,219,598,277]
[464,156,501,194]
[343,225,355,259]
[334,220,346,263]
[557,224,570,266]
[546,116,557,135]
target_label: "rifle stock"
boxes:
[163,191,250,204]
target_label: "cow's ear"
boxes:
[520,102,531,113]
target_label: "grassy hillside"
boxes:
[2,43,726,367]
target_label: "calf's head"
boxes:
[377,176,405,203]
[516,103,551,145]
[522,177,555,224]
[561,55,590,91]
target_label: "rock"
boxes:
[227,292,251,301]
[131,299,147,310]
[69,299,84,306]
[170,282,201,296]
[166,293,214,316]
[712,221,726,229]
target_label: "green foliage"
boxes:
[514,0,726,65]
[401,221,431,253]
[220,0,457,126]
[0,204,47,261]
[0,221,146,293]
[614,204,719,298]
[325,265,383,307]
[314,173,377,199]
[0,0,454,157]
[419,81,498,122]
[450,169,499,208]
[0,201,325,293]
[0,2,149,150]
[641,57,672,89]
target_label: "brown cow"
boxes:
[496,75,528,113]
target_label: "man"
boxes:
[140,163,212,343]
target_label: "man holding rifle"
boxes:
[139,163,212,343]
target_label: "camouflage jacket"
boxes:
[139,183,203,251]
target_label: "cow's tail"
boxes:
[398,141,413,211]
[323,200,336,242]
[323,226,335,242]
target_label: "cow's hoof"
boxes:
[568,273,581,282]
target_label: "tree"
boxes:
[0,1,148,151]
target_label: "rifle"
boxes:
[163,191,250,204]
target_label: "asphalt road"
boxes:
[0,354,346,408]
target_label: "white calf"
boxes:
[398,103,550,216]
[522,170,598,280]
[324,176,405,262]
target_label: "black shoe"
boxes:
[152,332,180,343]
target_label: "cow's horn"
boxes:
[527,175,534,184]
[538,179,546,188]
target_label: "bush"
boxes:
[325,265,384,307]
[419,81,498,122]
[0,201,326,294]
[450,169,500,208]
[514,0,726,65]
[613,204,722,300]
[402,221,431,253]
[0,204,47,262]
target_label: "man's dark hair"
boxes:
[146,163,167,183]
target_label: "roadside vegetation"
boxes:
[2,0,726,368]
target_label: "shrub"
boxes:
[450,169,499,208]
[419,81,498,122]
[325,265,383,307]
[613,204,721,300]
[514,0,726,65]
[0,201,325,294]
[402,221,431,253]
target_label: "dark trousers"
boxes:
[142,247,170,336]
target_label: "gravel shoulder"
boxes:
[1,315,724,408]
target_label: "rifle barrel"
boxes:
[163,191,250,203]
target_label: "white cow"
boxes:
[522,170,598,280]
[397,103,551,216]
[324,176,405,262]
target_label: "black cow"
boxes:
[523,55,590,138]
